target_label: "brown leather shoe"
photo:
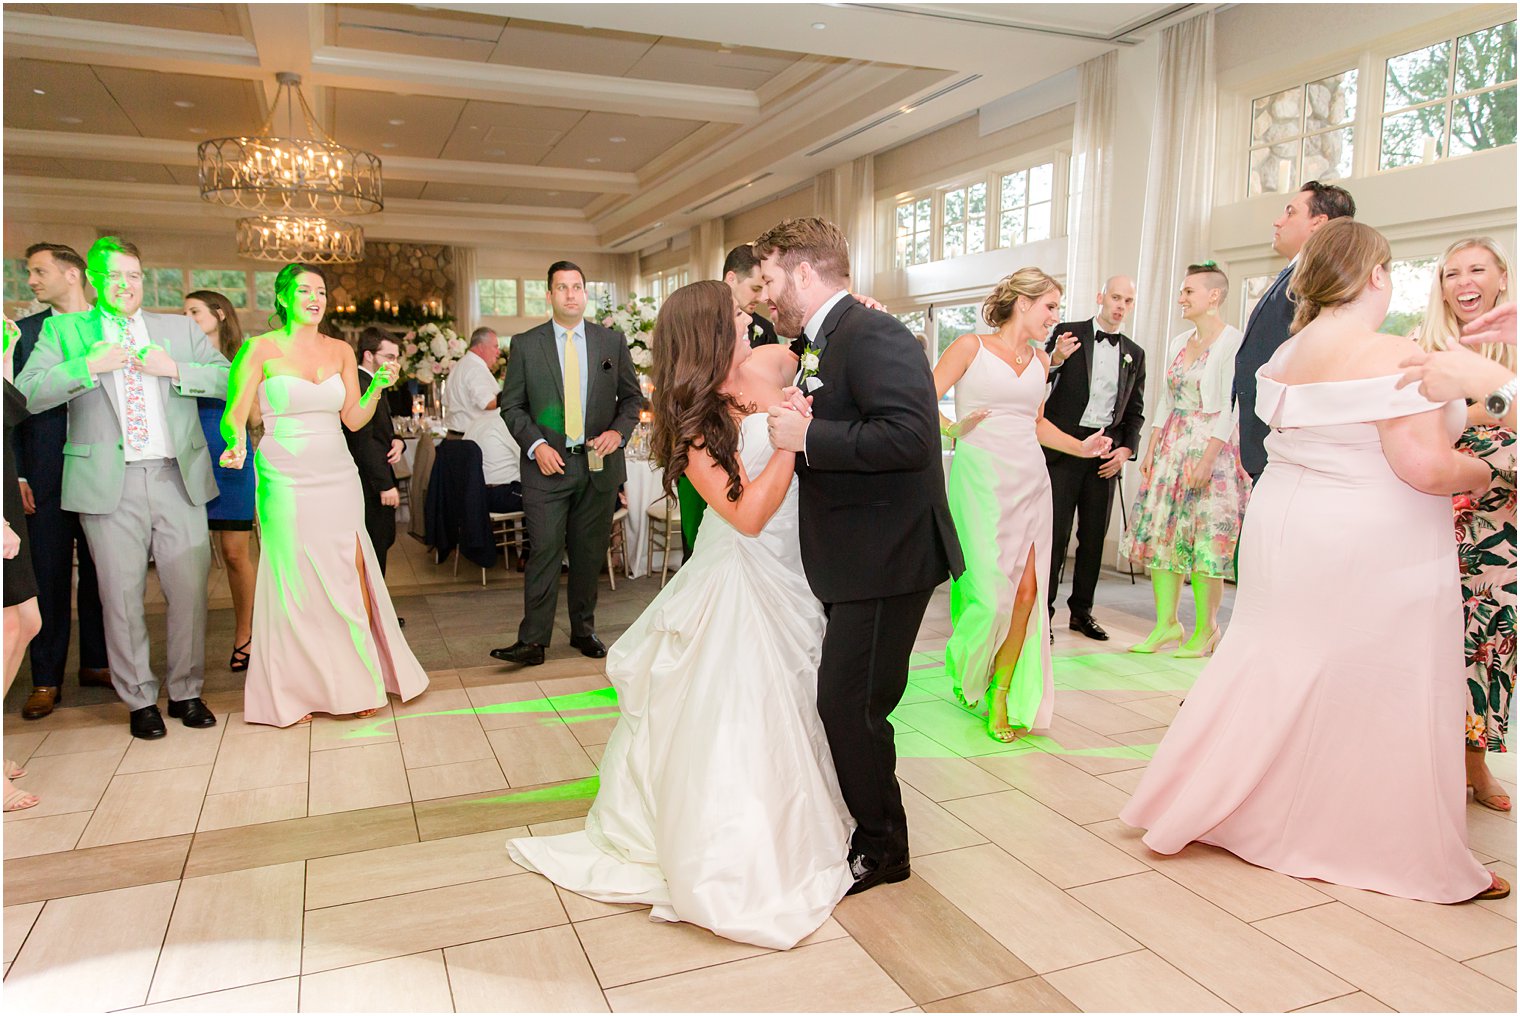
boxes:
[21,687,60,721]
[77,667,113,689]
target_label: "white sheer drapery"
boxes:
[1065,51,1117,305]
[1134,11,1217,407]
[691,220,726,282]
[451,245,478,338]
[812,156,874,287]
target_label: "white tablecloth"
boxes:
[623,457,684,579]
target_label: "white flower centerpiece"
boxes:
[401,322,469,385]
[598,293,657,378]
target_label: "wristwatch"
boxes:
[1484,378,1517,419]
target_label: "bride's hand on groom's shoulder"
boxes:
[767,404,809,452]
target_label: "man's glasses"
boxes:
[90,271,144,286]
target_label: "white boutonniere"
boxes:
[800,343,823,393]
[1122,352,1133,366]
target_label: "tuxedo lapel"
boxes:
[540,325,565,398]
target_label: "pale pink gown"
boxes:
[1121,356,1490,903]
[242,374,428,727]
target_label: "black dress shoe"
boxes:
[845,852,911,896]
[167,697,217,728]
[569,634,607,659]
[490,641,545,666]
[1069,613,1110,641]
[130,705,167,740]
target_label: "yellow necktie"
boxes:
[563,329,584,445]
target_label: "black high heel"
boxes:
[228,639,252,672]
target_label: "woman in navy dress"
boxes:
[185,290,257,671]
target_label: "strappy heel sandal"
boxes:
[986,676,1025,744]
[1472,871,1511,902]
[228,639,252,672]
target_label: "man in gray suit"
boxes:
[492,261,640,666]
[16,237,230,739]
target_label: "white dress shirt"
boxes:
[525,319,592,459]
[444,348,499,434]
[1079,316,1123,429]
[109,311,175,461]
[799,290,852,464]
[464,413,522,487]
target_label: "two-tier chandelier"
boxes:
[199,71,382,263]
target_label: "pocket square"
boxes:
[601,357,613,371]
[802,376,824,394]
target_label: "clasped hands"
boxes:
[533,430,621,476]
[766,387,813,452]
[86,339,178,379]
[1396,303,1517,405]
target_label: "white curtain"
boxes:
[691,219,726,281]
[451,245,478,337]
[813,156,875,288]
[1065,51,1117,305]
[1134,12,1217,404]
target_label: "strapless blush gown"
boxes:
[1122,361,1490,903]
[242,374,429,727]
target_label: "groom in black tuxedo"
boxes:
[1043,276,1146,641]
[761,218,963,896]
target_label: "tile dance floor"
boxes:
[2,536,1515,1012]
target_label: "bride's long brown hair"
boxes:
[650,280,750,503]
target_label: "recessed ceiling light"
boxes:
[188,126,207,134]
[388,118,405,126]
[547,191,560,196]
[123,175,137,182]
[32,88,45,95]
[608,136,625,143]
[174,100,195,108]
[455,196,471,202]
[58,116,82,124]
[486,148,506,156]
[381,142,397,149]
[585,157,601,164]
[811,21,827,29]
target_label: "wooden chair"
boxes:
[645,495,680,587]
[451,510,528,587]
[607,506,629,589]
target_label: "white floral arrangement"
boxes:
[598,294,657,376]
[401,322,469,384]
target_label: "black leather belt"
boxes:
[565,445,586,455]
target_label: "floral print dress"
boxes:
[1456,424,1516,752]
[1121,343,1252,578]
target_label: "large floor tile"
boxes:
[1466,947,1517,990]
[447,925,609,1012]
[556,884,650,923]
[2,746,122,819]
[302,872,565,973]
[488,722,597,787]
[1255,901,1517,1012]
[914,843,1139,974]
[1315,880,1517,962]
[406,756,509,801]
[29,722,133,757]
[3,901,44,963]
[299,950,454,1012]
[305,827,527,909]
[76,764,213,848]
[1069,873,1351,1010]
[970,750,1133,825]
[462,679,554,731]
[1042,949,1233,1012]
[893,734,1014,802]
[892,699,1035,759]
[1088,818,1333,922]
[306,741,412,816]
[394,689,495,768]
[1291,991,1396,1012]
[831,875,1033,1004]
[413,781,596,840]
[124,977,301,1012]
[207,723,309,796]
[5,880,180,1012]
[197,782,309,832]
[1053,688,1165,735]
[920,976,1078,1012]
[183,803,417,878]
[308,706,399,753]
[944,790,1148,889]
[116,724,226,774]
[902,783,988,856]
[2,811,89,859]
[602,936,913,1012]
[149,861,306,1003]
[3,833,192,905]
[1466,806,1517,866]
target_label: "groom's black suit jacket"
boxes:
[795,296,964,604]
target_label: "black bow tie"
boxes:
[1095,330,1121,345]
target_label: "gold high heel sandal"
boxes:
[1172,627,1222,659]
[1129,622,1184,654]
[986,676,1025,744]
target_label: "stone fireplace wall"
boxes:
[328,243,454,314]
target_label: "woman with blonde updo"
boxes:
[1124,219,1508,903]
[1417,237,1516,812]
[935,268,1110,742]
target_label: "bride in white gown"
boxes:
[507,280,853,950]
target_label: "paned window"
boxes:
[1248,69,1358,196]
[998,163,1054,247]
[479,278,519,316]
[895,197,932,267]
[189,269,248,308]
[1381,21,1517,169]
[941,183,987,259]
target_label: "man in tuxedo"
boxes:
[761,217,964,896]
[1043,276,1146,641]
[346,328,405,575]
[723,243,802,355]
[13,242,112,720]
[492,261,640,667]
[1235,180,1355,481]
[16,237,229,739]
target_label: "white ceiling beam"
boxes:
[245,3,325,111]
[4,12,260,77]
[4,130,640,195]
[307,46,759,123]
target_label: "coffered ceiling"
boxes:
[2,2,1199,254]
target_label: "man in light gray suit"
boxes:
[492,261,640,666]
[16,236,230,739]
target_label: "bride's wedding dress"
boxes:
[508,413,854,949]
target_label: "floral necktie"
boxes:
[111,314,149,451]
